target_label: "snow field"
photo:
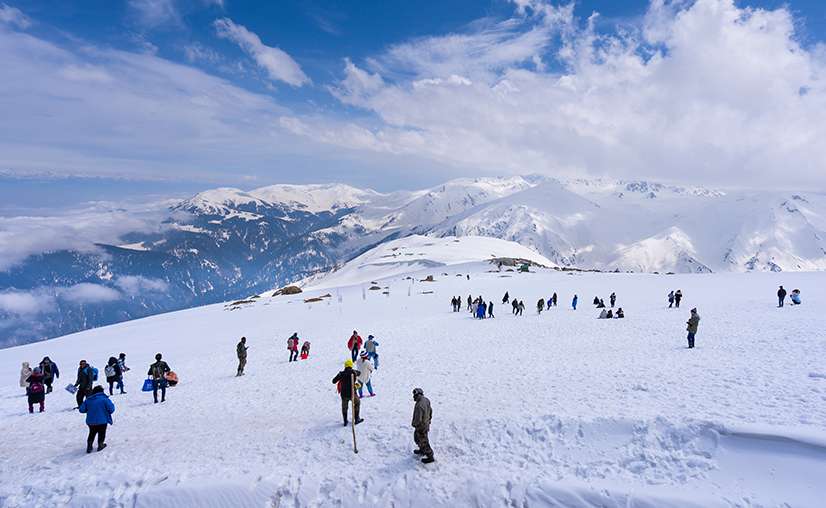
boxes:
[1,267,825,507]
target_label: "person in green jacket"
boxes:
[686,308,700,349]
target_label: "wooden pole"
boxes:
[351,372,358,454]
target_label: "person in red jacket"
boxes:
[26,367,46,413]
[287,333,299,362]
[347,331,363,362]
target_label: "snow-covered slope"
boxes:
[306,235,554,289]
[2,263,825,507]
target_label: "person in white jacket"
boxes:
[20,362,32,388]
[356,352,375,398]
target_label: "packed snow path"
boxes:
[1,268,825,507]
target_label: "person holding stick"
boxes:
[332,360,363,427]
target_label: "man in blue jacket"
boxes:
[79,385,115,453]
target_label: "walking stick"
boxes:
[351,372,358,454]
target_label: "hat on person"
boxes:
[360,351,369,358]
[412,387,424,397]
[344,359,353,368]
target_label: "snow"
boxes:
[305,235,554,290]
[1,257,824,506]
[117,242,150,252]
[249,183,380,213]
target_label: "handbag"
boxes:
[141,378,154,392]
[65,383,77,394]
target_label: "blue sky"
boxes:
[2,0,826,207]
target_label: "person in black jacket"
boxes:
[147,353,171,403]
[39,356,59,394]
[105,357,124,395]
[332,360,363,426]
[777,285,787,307]
[74,360,94,408]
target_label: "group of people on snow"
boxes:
[598,308,625,319]
[667,290,684,308]
[777,285,802,307]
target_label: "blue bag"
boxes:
[142,378,154,392]
[91,367,99,381]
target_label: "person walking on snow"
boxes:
[517,300,525,316]
[78,385,115,454]
[502,292,509,304]
[610,292,616,308]
[236,337,248,376]
[467,295,472,312]
[552,292,558,307]
[332,360,363,426]
[39,357,59,394]
[777,285,787,307]
[511,299,519,315]
[572,294,578,310]
[74,360,94,408]
[674,290,683,308]
[686,308,700,349]
[147,353,171,403]
[117,353,129,373]
[488,300,494,318]
[287,333,300,362]
[364,335,379,369]
[20,361,32,389]
[668,291,675,308]
[411,387,434,464]
[537,299,544,314]
[104,357,124,395]
[301,340,311,359]
[356,351,375,398]
[347,331,363,362]
[26,367,46,413]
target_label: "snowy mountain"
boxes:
[304,235,554,290]
[2,257,824,506]
[2,176,825,346]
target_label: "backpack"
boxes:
[28,381,44,394]
[104,365,117,378]
[91,366,99,381]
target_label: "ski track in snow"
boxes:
[1,267,825,507]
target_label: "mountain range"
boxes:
[2,175,824,346]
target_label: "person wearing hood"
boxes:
[502,292,509,304]
[26,367,46,413]
[356,351,375,398]
[411,387,434,464]
[598,309,609,319]
[615,308,625,318]
[674,290,683,308]
[332,360,363,426]
[20,362,33,389]
[74,360,94,408]
[105,357,124,395]
[39,357,59,393]
[686,308,700,349]
[78,385,115,453]
[364,335,379,369]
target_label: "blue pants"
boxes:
[367,351,379,369]
[358,380,374,397]
[778,296,784,307]
[152,379,167,403]
[350,347,359,361]
[687,332,696,348]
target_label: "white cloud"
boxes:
[214,17,310,86]
[57,283,122,304]
[0,201,168,270]
[115,275,169,296]
[128,0,180,28]
[301,0,826,191]
[184,42,222,64]
[0,3,30,29]
[60,64,114,83]
[0,289,54,315]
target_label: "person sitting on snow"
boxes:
[598,309,609,319]
[790,289,801,305]
[615,308,625,318]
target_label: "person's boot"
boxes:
[413,449,423,455]
[421,456,435,464]
[98,443,107,452]
[355,418,364,425]
[86,444,93,454]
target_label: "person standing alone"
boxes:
[777,285,787,307]
[686,308,700,349]
[287,333,300,362]
[236,337,248,376]
[147,353,171,403]
[74,360,94,409]
[332,360,363,426]
[411,387,434,463]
